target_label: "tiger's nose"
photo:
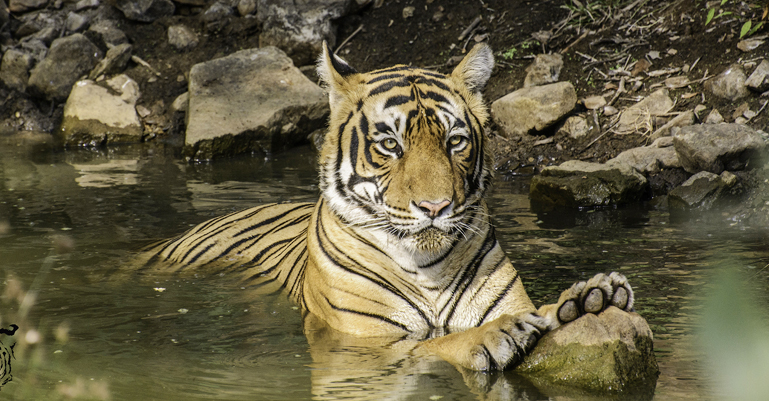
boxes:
[417,200,451,218]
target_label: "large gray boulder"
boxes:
[668,171,737,211]
[59,75,143,147]
[257,0,351,66]
[185,46,329,160]
[530,160,648,210]
[491,81,577,138]
[28,34,102,102]
[518,307,658,395]
[673,123,766,174]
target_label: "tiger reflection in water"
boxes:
[137,43,634,397]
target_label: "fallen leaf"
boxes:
[583,95,607,110]
[681,92,700,99]
[632,59,651,76]
[737,39,764,52]
[665,76,690,89]
[732,102,750,120]
[667,49,678,55]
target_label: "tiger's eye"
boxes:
[449,136,464,147]
[382,138,398,150]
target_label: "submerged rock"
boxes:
[491,81,577,138]
[518,307,658,395]
[673,123,766,174]
[28,33,103,101]
[184,46,329,161]
[529,160,648,210]
[59,75,143,147]
[668,171,737,211]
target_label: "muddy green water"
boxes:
[1,142,767,400]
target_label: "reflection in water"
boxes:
[0,142,767,400]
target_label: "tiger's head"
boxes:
[317,44,494,257]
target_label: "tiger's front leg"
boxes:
[417,312,551,371]
[537,272,635,328]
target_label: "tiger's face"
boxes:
[317,44,494,256]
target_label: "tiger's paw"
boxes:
[468,313,548,371]
[419,312,549,371]
[553,272,634,325]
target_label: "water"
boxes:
[1,138,767,400]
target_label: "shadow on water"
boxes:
[0,139,767,399]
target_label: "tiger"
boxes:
[137,42,635,371]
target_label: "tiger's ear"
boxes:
[450,43,494,93]
[317,41,358,97]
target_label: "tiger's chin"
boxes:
[410,227,454,254]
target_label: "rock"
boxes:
[705,108,724,124]
[167,24,198,51]
[523,53,563,87]
[237,0,255,16]
[529,160,648,210]
[668,171,735,210]
[88,43,132,79]
[59,75,143,146]
[66,11,90,33]
[88,20,128,47]
[0,49,33,92]
[704,64,750,101]
[607,137,680,175]
[201,1,233,29]
[0,0,9,30]
[402,5,414,18]
[23,25,60,45]
[8,0,47,12]
[75,0,99,10]
[745,59,769,92]
[557,115,590,139]
[28,33,103,102]
[649,110,694,141]
[616,89,673,135]
[20,38,48,64]
[582,95,606,110]
[673,123,766,174]
[113,0,174,22]
[518,307,658,394]
[257,0,351,66]
[184,46,329,160]
[491,81,577,138]
[171,92,189,113]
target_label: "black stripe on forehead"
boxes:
[369,79,410,97]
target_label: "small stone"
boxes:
[705,108,724,124]
[8,0,48,12]
[694,104,707,115]
[88,20,128,47]
[704,64,750,101]
[616,89,674,134]
[582,95,606,110]
[202,2,233,25]
[737,38,764,52]
[114,0,175,22]
[668,171,729,211]
[136,104,152,118]
[557,116,590,139]
[74,0,98,10]
[402,6,415,18]
[171,92,189,113]
[745,59,769,92]
[523,53,563,87]
[647,50,660,60]
[732,102,750,120]
[603,105,618,115]
[66,12,89,33]
[744,109,757,120]
[1,50,33,92]
[720,171,738,187]
[89,43,132,79]
[28,33,103,102]
[168,25,199,51]
[735,116,748,125]
[236,0,255,16]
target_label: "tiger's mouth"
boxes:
[411,227,454,253]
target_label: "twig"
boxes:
[575,51,598,62]
[131,55,161,77]
[458,16,482,41]
[607,77,625,107]
[582,117,620,152]
[334,24,364,55]
[560,30,589,54]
